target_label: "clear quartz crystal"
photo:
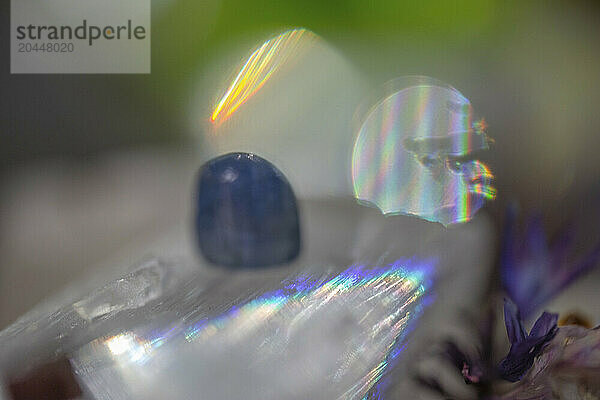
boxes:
[0,200,494,400]
[73,259,168,322]
[72,260,431,400]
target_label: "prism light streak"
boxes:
[352,80,496,226]
[210,28,316,126]
[454,159,497,223]
[188,260,432,399]
[100,259,433,399]
[466,161,496,200]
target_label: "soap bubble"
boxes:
[352,76,495,226]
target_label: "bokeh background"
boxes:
[1,0,600,328]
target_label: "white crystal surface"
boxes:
[0,200,494,400]
[73,260,430,400]
[73,259,167,322]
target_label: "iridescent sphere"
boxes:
[352,77,495,226]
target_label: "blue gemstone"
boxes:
[195,153,301,268]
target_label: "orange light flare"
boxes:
[209,28,316,127]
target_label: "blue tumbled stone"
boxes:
[195,153,301,268]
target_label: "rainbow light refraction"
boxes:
[352,78,496,226]
[99,259,434,399]
[210,28,316,126]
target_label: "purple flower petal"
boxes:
[497,326,600,399]
[498,337,546,382]
[504,298,527,344]
[498,301,558,382]
[529,312,558,340]
[501,206,600,319]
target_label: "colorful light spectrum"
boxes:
[352,77,495,226]
[210,28,317,126]
[93,259,433,399]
